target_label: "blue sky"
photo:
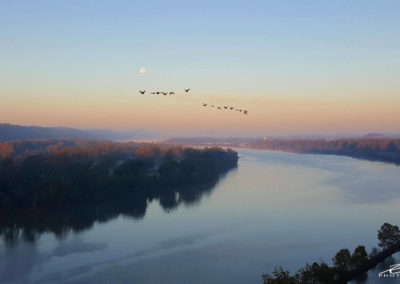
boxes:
[1,0,399,134]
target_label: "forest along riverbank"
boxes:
[0,139,238,211]
[164,137,400,165]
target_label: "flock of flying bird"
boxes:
[138,88,190,95]
[138,88,248,115]
[201,103,248,115]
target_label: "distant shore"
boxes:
[164,137,400,165]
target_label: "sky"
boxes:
[1,0,400,136]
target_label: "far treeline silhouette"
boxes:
[262,223,400,284]
[0,139,238,210]
[249,138,400,165]
[164,137,400,165]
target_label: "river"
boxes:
[1,149,399,284]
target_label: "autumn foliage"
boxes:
[0,139,238,210]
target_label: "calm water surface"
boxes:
[1,149,400,284]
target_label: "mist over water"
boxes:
[1,149,399,284]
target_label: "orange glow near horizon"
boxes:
[2,1,400,137]
[1,90,399,135]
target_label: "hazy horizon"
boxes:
[2,121,399,139]
[1,1,400,135]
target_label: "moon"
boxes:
[139,67,146,74]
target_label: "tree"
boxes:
[332,249,352,271]
[297,262,336,284]
[0,143,13,159]
[159,161,179,177]
[377,223,400,249]
[387,142,398,152]
[0,140,238,210]
[369,247,380,258]
[350,246,368,268]
[114,159,147,176]
[159,161,179,184]
[262,266,298,284]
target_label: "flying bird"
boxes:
[202,103,208,107]
[243,110,248,115]
[161,92,167,95]
[169,92,175,95]
[211,105,215,108]
[184,88,190,93]
[150,92,156,94]
[139,90,146,94]
[223,106,228,109]
[217,107,222,110]
[230,107,234,110]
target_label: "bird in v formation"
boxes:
[139,89,189,95]
[138,88,248,115]
[202,102,248,115]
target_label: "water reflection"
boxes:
[0,239,108,284]
[1,150,400,284]
[351,255,400,284]
[246,150,400,204]
[0,179,219,247]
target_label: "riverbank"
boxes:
[245,138,400,165]
[262,223,400,284]
[164,137,400,165]
[0,140,238,210]
[338,242,400,283]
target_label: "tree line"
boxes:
[0,139,238,210]
[262,223,400,284]
[249,138,400,165]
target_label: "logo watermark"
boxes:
[379,264,400,278]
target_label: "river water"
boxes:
[1,149,399,284]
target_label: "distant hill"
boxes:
[0,123,158,142]
[248,138,400,165]
[363,133,387,138]
[363,133,400,139]
[164,137,258,146]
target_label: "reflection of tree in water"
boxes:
[157,181,217,211]
[353,255,399,284]
[0,180,219,247]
